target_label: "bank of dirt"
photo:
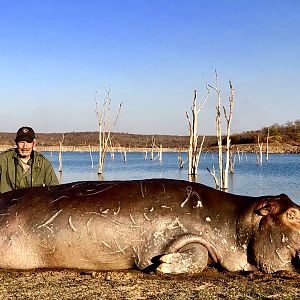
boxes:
[0,268,300,299]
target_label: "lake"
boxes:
[45,151,300,204]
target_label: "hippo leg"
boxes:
[157,242,209,274]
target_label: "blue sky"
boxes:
[0,0,299,135]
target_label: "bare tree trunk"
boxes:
[88,144,94,169]
[223,80,235,190]
[208,73,235,191]
[159,145,162,161]
[257,135,263,165]
[207,165,219,189]
[150,135,155,160]
[178,151,185,169]
[179,158,184,169]
[209,73,224,188]
[58,150,62,173]
[122,149,127,162]
[58,134,64,173]
[95,88,123,174]
[208,72,223,189]
[108,137,115,160]
[266,128,270,161]
[97,121,104,174]
[186,88,209,177]
[144,139,149,160]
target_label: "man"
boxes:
[0,126,59,194]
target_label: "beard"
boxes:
[17,147,33,159]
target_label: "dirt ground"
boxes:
[0,268,300,300]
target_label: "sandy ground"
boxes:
[0,268,300,299]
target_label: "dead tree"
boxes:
[95,87,123,174]
[178,151,187,169]
[186,87,209,177]
[158,144,162,162]
[266,128,270,161]
[88,144,94,169]
[150,135,156,160]
[222,80,235,189]
[122,149,127,162]
[58,134,64,173]
[207,165,219,189]
[257,135,263,165]
[108,136,115,160]
[150,135,161,161]
[144,138,149,160]
[144,150,148,160]
[208,72,235,191]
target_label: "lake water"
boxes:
[45,151,300,204]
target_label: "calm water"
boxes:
[45,151,300,204]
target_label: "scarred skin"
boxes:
[0,179,299,274]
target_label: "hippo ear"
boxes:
[256,200,282,216]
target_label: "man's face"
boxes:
[17,140,36,159]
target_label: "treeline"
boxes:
[0,131,215,149]
[230,119,300,146]
[0,120,299,149]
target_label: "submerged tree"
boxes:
[208,71,235,191]
[95,87,123,174]
[58,134,64,173]
[266,128,270,161]
[256,135,263,165]
[186,86,209,178]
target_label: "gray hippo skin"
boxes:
[0,179,299,274]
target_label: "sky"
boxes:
[0,0,299,135]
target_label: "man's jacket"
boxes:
[0,148,59,194]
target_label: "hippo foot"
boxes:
[156,243,209,274]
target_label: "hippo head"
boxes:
[237,194,300,273]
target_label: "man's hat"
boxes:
[15,126,35,143]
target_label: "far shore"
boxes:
[0,143,299,154]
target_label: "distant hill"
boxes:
[0,120,299,151]
[0,131,215,149]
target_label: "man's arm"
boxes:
[44,160,59,186]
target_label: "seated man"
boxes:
[0,126,59,194]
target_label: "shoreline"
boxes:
[0,143,299,154]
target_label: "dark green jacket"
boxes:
[0,148,59,194]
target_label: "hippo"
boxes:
[0,178,299,274]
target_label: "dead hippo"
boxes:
[0,179,299,274]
